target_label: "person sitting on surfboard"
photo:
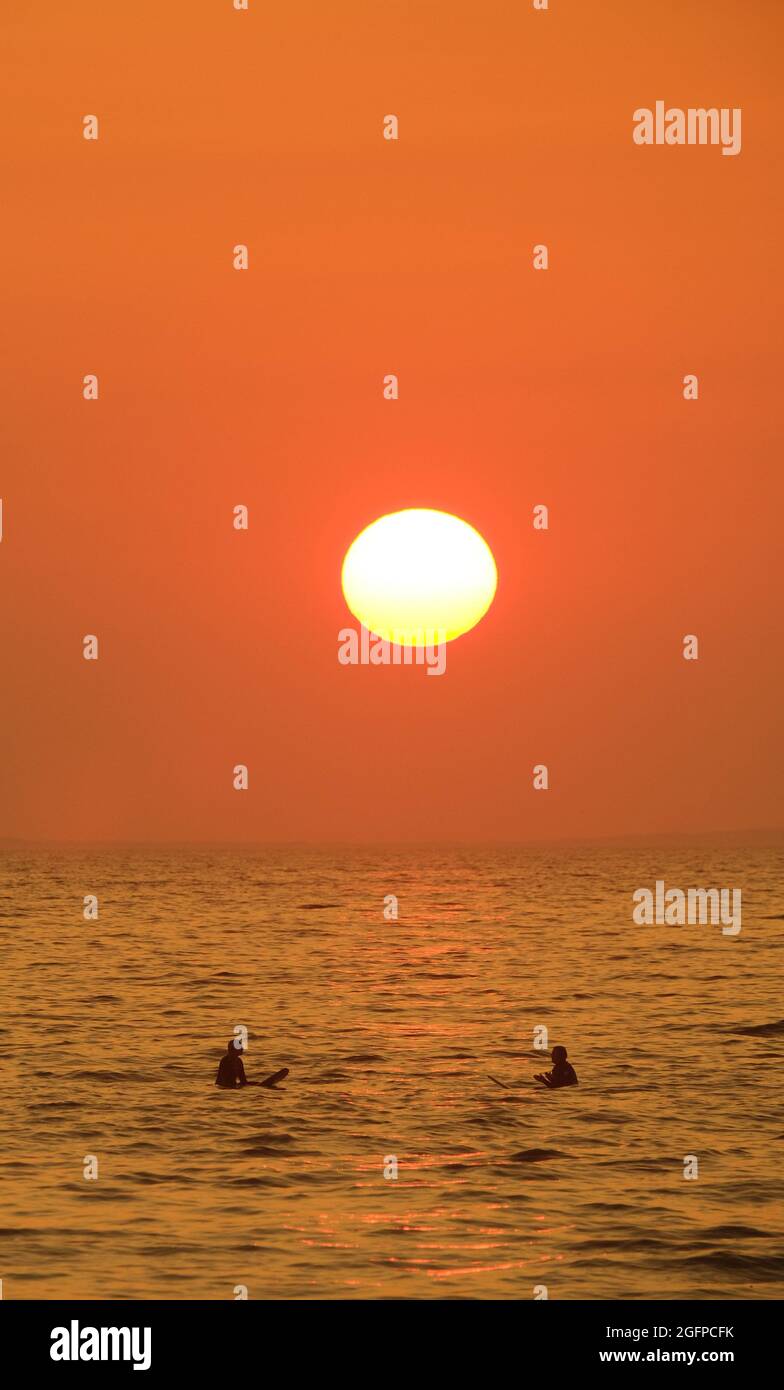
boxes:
[215,1038,249,1088]
[215,1039,289,1090]
[534,1045,578,1090]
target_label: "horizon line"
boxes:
[1,828,782,850]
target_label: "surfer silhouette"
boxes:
[215,1039,289,1090]
[534,1045,578,1090]
[215,1039,249,1088]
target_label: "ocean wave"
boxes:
[683,1251,784,1277]
[732,1020,784,1036]
[698,1224,776,1240]
[509,1148,567,1163]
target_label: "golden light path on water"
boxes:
[2,844,782,1299]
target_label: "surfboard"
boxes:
[259,1067,289,1088]
[488,1074,540,1092]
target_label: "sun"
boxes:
[341,508,497,646]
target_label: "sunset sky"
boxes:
[2,0,782,842]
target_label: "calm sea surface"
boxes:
[1,844,782,1300]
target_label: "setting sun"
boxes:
[341,508,498,646]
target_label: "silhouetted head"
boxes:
[227,1038,244,1055]
[552,1045,567,1064]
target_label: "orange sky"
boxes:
[2,0,782,842]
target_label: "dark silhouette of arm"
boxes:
[547,1066,578,1089]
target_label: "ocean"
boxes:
[1,843,782,1300]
